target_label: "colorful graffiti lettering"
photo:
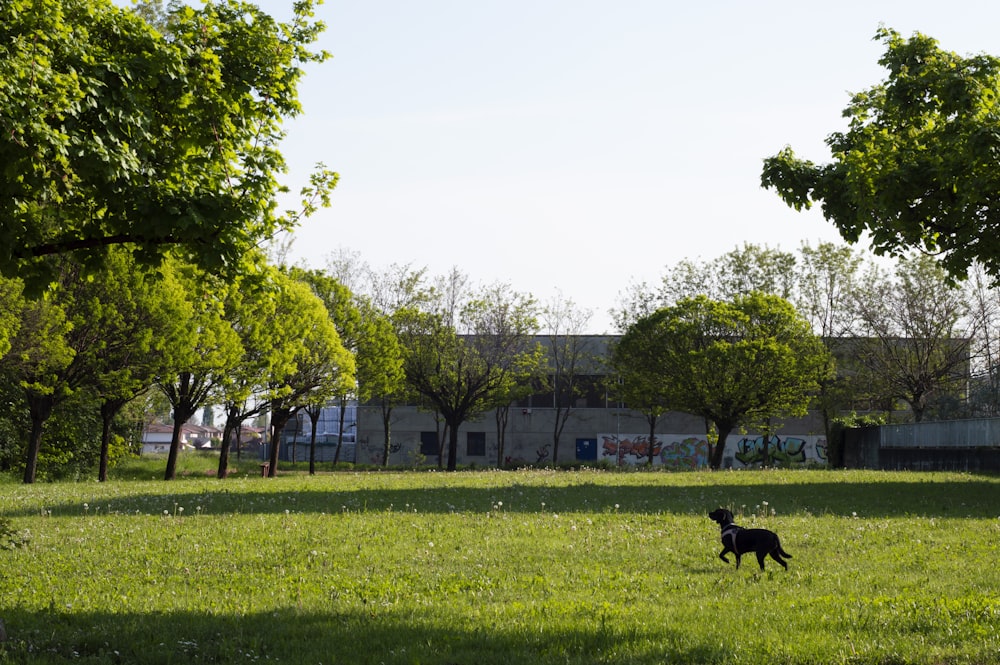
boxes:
[814,438,828,464]
[601,435,663,463]
[660,437,710,469]
[601,435,708,468]
[734,436,806,466]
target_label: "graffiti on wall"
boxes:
[600,435,710,468]
[600,433,828,467]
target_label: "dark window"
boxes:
[420,431,438,456]
[466,431,486,456]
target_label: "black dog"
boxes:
[708,508,791,571]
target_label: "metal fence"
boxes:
[881,419,1000,448]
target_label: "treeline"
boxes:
[616,242,991,424]
[1,237,995,480]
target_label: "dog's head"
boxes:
[708,508,733,525]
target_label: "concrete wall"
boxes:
[355,406,829,468]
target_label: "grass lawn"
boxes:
[0,465,998,664]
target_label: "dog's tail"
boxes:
[778,544,791,558]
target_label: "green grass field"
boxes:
[0,465,998,664]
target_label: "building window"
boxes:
[420,431,438,456]
[466,431,486,456]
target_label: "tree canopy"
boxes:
[762,27,1000,282]
[629,293,831,469]
[0,0,336,292]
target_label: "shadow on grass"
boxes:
[8,476,999,519]
[0,606,725,665]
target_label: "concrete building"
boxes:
[352,336,829,469]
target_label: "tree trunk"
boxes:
[334,395,347,464]
[218,405,240,479]
[495,407,507,468]
[709,421,735,470]
[647,413,658,466]
[380,400,393,468]
[446,418,460,471]
[164,415,185,481]
[308,408,320,475]
[98,403,115,482]
[268,407,294,478]
[23,394,54,484]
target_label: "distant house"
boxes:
[141,423,223,455]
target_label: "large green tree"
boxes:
[2,280,76,484]
[263,275,353,477]
[0,0,336,292]
[215,267,287,479]
[762,27,1000,282]
[157,265,242,481]
[634,293,831,469]
[81,250,184,481]
[610,314,674,466]
[397,285,542,472]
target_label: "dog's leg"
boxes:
[734,552,742,569]
[769,551,788,570]
[756,551,768,570]
[718,548,732,564]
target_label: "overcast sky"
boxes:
[255,0,1000,331]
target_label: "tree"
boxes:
[157,266,242,481]
[541,293,595,465]
[353,300,406,467]
[762,27,1000,282]
[966,263,1000,415]
[352,262,431,466]
[2,280,76,483]
[263,275,353,477]
[613,244,798,332]
[0,0,336,292]
[83,250,184,481]
[610,314,674,466]
[397,284,542,472]
[294,268,362,471]
[792,241,865,459]
[636,293,831,469]
[215,268,287,478]
[0,278,21,362]
[852,255,974,422]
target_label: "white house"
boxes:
[141,423,222,455]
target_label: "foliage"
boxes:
[852,255,974,421]
[762,27,1000,282]
[627,294,832,469]
[397,283,543,471]
[157,263,243,480]
[613,244,798,330]
[263,272,354,477]
[0,470,997,665]
[0,0,336,292]
[0,517,28,550]
[610,315,674,465]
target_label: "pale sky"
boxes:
[257,0,1000,331]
